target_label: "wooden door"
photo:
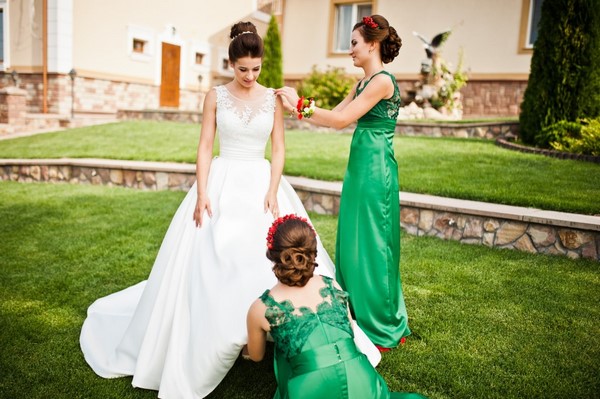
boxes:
[160,42,181,108]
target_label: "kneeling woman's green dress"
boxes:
[260,276,426,399]
[335,70,410,347]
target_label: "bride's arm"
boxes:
[265,95,285,218]
[193,89,217,227]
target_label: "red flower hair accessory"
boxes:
[362,16,378,29]
[266,214,315,250]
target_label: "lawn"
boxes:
[1,181,598,399]
[0,120,598,215]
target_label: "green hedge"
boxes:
[519,0,600,145]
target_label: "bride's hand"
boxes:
[264,192,279,219]
[193,195,212,227]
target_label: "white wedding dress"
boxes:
[80,86,380,398]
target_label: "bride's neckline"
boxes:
[223,85,268,102]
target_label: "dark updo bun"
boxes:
[353,14,402,64]
[229,21,264,63]
[266,217,318,287]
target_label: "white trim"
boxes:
[47,0,73,73]
[216,47,233,77]
[0,0,10,70]
[190,41,211,90]
[127,24,155,63]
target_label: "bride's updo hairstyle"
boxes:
[229,21,264,63]
[353,14,402,64]
[266,215,318,287]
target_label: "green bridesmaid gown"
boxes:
[260,276,426,399]
[335,70,410,348]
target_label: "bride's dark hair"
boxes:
[229,21,264,63]
[266,218,318,287]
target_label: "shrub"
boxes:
[519,0,600,145]
[257,15,283,89]
[298,66,356,110]
[539,118,600,156]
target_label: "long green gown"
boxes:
[335,70,410,348]
[260,276,426,399]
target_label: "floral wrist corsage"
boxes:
[296,96,316,120]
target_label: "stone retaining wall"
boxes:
[1,159,598,261]
[400,206,598,260]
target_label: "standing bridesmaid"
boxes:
[276,14,409,350]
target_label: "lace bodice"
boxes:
[214,85,276,160]
[260,276,354,360]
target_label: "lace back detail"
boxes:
[260,276,354,359]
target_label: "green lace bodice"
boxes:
[355,70,401,120]
[260,276,354,360]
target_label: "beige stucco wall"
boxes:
[282,0,532,79]
[7,0,268,86]
[72,0,267,89]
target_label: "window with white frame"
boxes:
[331,1,372,53]
[526,0,543,47]
[0,0,10,70]
[520,0,544,52]
[0,8,4,63]
[127,25,154,62]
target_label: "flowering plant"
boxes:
[266,214,313,250]
[296,96,316,120]
[362,16,378,29]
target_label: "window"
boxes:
[133,39,146,54]
[330,1,372,54]
[519,0,544,52]
[127,25,154,62]
[0,1,8,66]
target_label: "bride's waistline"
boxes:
[217,148,266,161]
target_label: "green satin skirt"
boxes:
[274,338,427,399]
[335,119,410,347]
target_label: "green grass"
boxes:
[1,181,598,398]
[0,120,599,215]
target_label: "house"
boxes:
[0,0,273,130]
[280,0,541,117]
[0,0,540,131]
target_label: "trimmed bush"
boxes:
[540,118,600,156]
[519,0,600,145]
[298,66,355,110]
[258,15,283,89]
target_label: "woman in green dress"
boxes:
[276,15,409,349]
[246,215,426,399]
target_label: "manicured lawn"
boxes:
[0,121,598,215]
[1,181,598,399]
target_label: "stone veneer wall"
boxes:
[0,72,203,116]
[400,206,598,261]
[1,159,598,261]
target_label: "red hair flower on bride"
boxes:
[362,16,378,29]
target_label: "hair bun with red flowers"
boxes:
[362,16,378,29]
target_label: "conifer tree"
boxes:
[258,15,283,88]
[519,0,600,145]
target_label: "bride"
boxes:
[80,21,379,399]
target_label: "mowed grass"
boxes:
[0,181,598,398]
[0,121,598,215]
